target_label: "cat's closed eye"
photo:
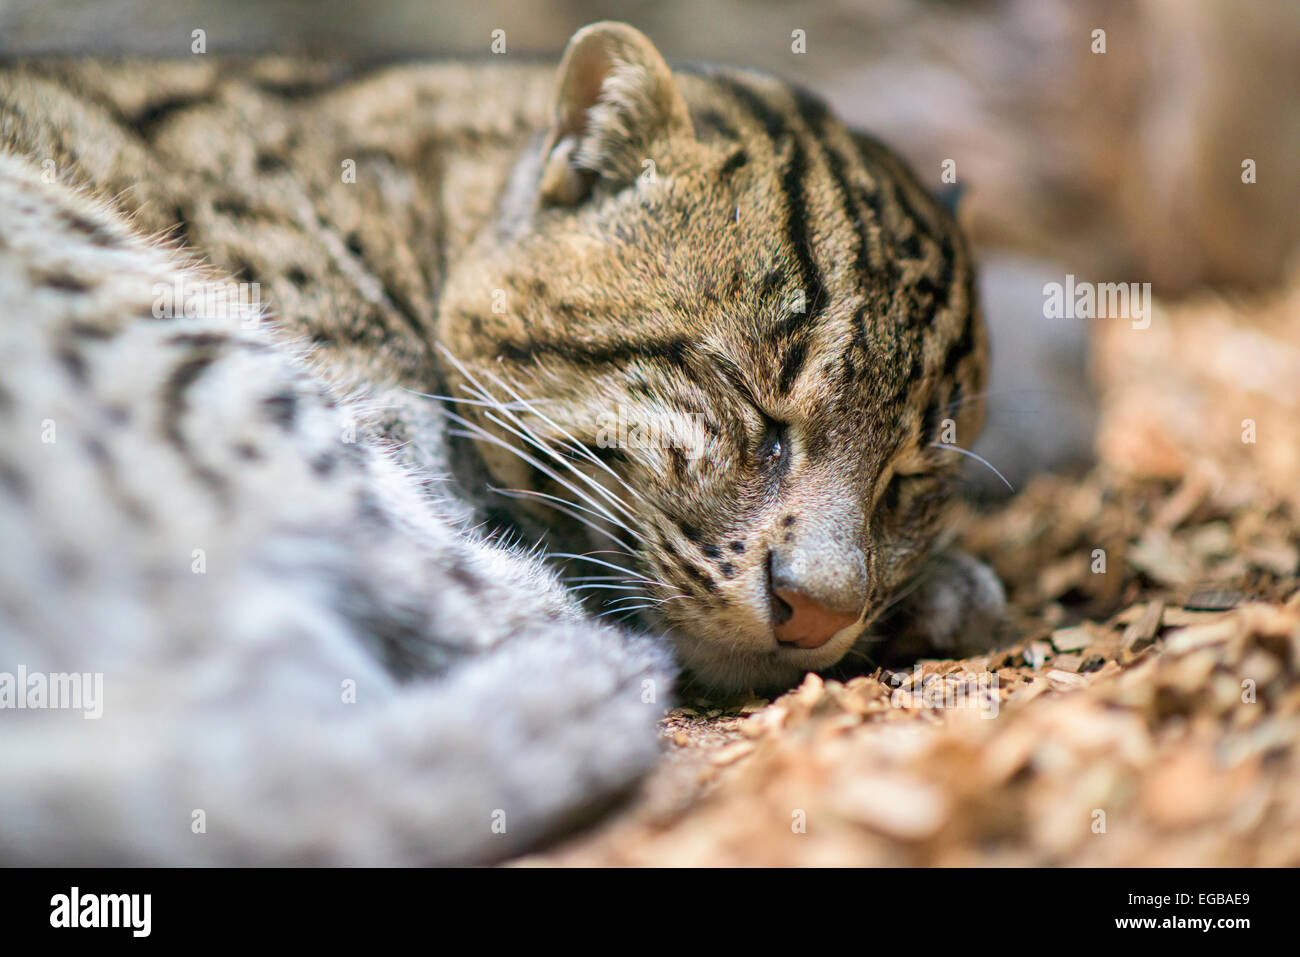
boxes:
[753,418,790,475]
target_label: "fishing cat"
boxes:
[0,22,1002,864]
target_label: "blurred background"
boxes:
[5,0,1297,293]
[4,0,1298,487]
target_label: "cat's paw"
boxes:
[875,550,1006,661]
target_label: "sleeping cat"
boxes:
[0,22,1001,864]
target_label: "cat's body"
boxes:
[0,24,1001,864]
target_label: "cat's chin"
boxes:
[667,620,867,695]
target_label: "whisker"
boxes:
[602,611,649,624]
[444,413,629,529]
[481,409,643,529]
[479,366,647,506]
[598,602,661,616]
[599,591,691,614]
[436,346,643,525]
[404,389,543,412]
[875,563,940,617]
[927,442,1015,492]
[490,485,617,521]
[489,488,634,552]
[569,583,650,594]
[548,552,662,586]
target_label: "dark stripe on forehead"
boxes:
[775,136,825,334]
[776,337,808,395]
[704,349,758,408]
[794,100,871,280]
[789,85,830,122]
[788,87,902,334]
[691,107,740,142]
[877,165,939,245]
[844,134,893,235]
[712,74,787,140]
[712,75,825,334]
[850,130,901,173]
[788,85,956,373]
[889,190,955,313]
[845,131,924,287]
[493,335,692,368]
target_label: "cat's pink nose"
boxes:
[772,588,860,650]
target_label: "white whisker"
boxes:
[480,409,642,529]
[478,366,647,506]
[489,488,634,552]
[437,347,640,519]
[598,601,661,615]
[443,412,627,530]
[928,442,1015,492]
[404,389,544,412]
[548,552,661,585]
[488,485,636,537]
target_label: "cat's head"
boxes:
[437,22,987,692]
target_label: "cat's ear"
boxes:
[538,21,693,207]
